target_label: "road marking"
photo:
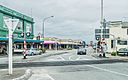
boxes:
[58,56,65,61]
[87,65,128,77]
[69,56,74,61]
[76,57,80,60]
[46,74,55,80]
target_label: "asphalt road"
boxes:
[29,63,128,80]
[0,48,128,80]
[33,49,97,62]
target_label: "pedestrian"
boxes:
[102,43,107,57]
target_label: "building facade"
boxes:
[36,37,83,50]
[95,21,128,53]
[0,5,42,54]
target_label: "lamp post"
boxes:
[100,0,104,45]
[42,16,54,38]
[42,16,54,49]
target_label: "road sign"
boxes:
[4,19,19,32]
[4,19,19,75]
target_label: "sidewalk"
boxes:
[0,68,26,80]
[91,52,128,60]
[0,50,74,80]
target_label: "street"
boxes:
[28,63,128,80]
[0,48,128,80]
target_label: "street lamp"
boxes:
[42,16,54,38]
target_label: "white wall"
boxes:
[106,25,128,52]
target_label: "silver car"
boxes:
[77,48,86,55]
[26,48,42,56]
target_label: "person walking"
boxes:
[102,43,107,57]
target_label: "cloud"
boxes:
[1,0,128,42]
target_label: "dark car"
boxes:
[77,48,86,55]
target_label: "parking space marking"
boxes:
[87,65,128,77]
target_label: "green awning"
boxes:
[0,38,43,43]
[14,39,44,43]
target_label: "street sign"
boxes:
[4,19,19,75]
[4,19,19,32]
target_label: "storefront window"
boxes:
[16,44,22,49]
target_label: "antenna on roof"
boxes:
[30,8,33,18]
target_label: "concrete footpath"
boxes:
[0,50,74,80]
[91,52,128,61]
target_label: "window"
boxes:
[26,22,32,33]
[16,20,23,31]
[117,40,127,45]
[16,44,22,49]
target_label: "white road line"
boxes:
[46,74,55,80]
[58,56,65,61]
[87,65,128,77]
[69,56,74,61]
[76,57,80,60]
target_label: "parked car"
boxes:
[77,48,86,55]
[117,48,128,56]
[26,48,42,56]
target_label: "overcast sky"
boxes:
[1,0,128,42]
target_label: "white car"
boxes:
[26,48,42,56]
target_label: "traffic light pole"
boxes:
[23,32,27,59]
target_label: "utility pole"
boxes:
[101,0,104,41]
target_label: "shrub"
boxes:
[111,52,117,56]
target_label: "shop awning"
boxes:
[44,41,58,44]
[14,39,44,43]
[0,38,8,41]
[0,38,43,43]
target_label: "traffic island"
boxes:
[0,68,32,80]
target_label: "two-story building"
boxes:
[95,21,128,53]
[0,5,43,54]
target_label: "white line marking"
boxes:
[46,74,55,80]
[76,57,80,60]
[87,65,128,77]
[69,56,73,61]
[58,56,65,61]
